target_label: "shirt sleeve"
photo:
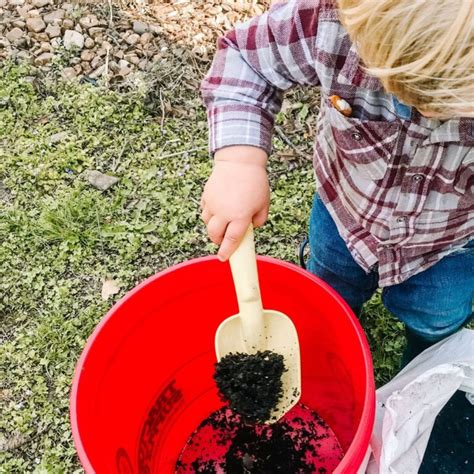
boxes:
[201,0,322,154]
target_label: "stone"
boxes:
[138,59,148,71]
[80,49,94,62]
[6,27,23,42]
[90,55,102,69]
[140,32,153,45]
[34,51,53,65]
[89,64,105,79]
[125,54,139,65]
[26,17,46,32]
[88,27,104,38]
[49,131,68,143]
[39,41,52,52]
[149,24,161,35]
[63,30,84,49]
[79,14,99,29]
[62,2,73,13]
[132,20,147,35]
[118,59,129,68]
[26,8,40,16]
[32,32,48,41]
[62,18,74,29]
[114,50,124,59]
[108,60,119,73]
[118,66,131,77]
[17,4,32,16]
[125,33,139,45]
[43,9,65,24]
[12,20,26,28]
[45,23,60,38]
[9,0,24,5]
[50,37,61,48]
[32,0,49,7]
[0,0,7,6]
[84,37,94,48]
[75,24,82,34]
[0,37,10,49]
[61,67,76,80]
[73,64,82,74]
[85,170,119,191]
[95,48,107,57]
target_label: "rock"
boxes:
[118,66,131,76]
[125,54,139,65]
[63,30,84,49]
[62,18,74,29]
[32,0,49,6]
[88,27,104,38]
[89,64,105,79]
[12,20,26,28]
[80,49,94,62]
[114,50,124,59]
[0,37,10,49]
[45,23,60,38]
[73,64,82,74]
[61,66,77,80]
[79,14,99,29]
[108,60,119,73]
[138,59,148,71]
[6,27,23,42]
[132,20,147,35]
[125,33,139,45]
[32,32,48,41]
[85,170,119,191]
[0,0,7,6]
[95,48,107,57]
[34,51,53,65]
[140,32,153,45]
[75,24,82,34]
[84,37,94,48]
[70,56,80,65]
[49,131,68,143]
[149,24,161,35]
[17,4,32,16]
[62,2,73,13]
[81,61,92,74]
[118,59,129,68]
[26,8,41,17]
[43,9,65,24]
[50,37,61,48]
[90,55,102,69]
[39,41,52,52]
[9,0,24,6]
[26,17,46,32]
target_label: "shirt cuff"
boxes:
[207,103,274,155]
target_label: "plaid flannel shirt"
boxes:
[201,0,474,287]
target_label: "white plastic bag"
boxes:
[367,328,474,474]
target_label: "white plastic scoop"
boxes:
[215,225,301,422]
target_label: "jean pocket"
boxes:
[327,103,401,180]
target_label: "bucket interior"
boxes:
[71,257,374,473]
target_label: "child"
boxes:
[200,0,473,469]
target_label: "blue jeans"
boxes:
[307,194,474,352]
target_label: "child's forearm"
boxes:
[215,146,268,168]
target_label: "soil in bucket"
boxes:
[176,351,344,472]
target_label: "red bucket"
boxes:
[71,256,375,473]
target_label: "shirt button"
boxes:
[351,132,362,141]
[412,174,424,182]
[397,216,407,223]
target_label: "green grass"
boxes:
[0,62,403,472]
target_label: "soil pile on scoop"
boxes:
[213,350,286,422]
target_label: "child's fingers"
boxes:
[252,206,269,228]
[201,207,212,225]
[217,219,250,262]
[207,215,228,246]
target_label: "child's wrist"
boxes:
[214,145,268,168]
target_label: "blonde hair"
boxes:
[338,0,474,118]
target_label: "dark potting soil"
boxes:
[176,404,344,473]
[213,350,286,422]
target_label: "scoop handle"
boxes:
[229,224,265,351]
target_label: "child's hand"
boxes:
[201,146,270,261]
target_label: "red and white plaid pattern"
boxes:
[201,0,474,286]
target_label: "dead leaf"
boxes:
[101,279,121,300]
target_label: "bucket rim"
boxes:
[70,255,375,473]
